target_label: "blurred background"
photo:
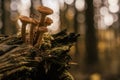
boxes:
[0,0,120,80]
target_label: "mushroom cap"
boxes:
[19,15,38,24]
[44,17,53,25]
[39,27,48,32]
[37,6,53,15]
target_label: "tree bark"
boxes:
[1,0,5,34]
[85,0,98,71]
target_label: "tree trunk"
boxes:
[1,0,17,35]
[85,0,98,72]
[1,0,5,34]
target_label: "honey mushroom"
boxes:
[35,17,53,48]
[44,17,53,26]
[19,15,38,43]
[29,19,38,45]
[36,6,53,26]
[33,6,53,46]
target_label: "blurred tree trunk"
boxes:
[60,4,68,30]
[1,0,13,35]
[74,8,79,55]
[0,0,2,33]
[1,0,5,34]
[85,0,98,72]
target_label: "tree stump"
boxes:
[0,6,80,80]
[0,30,79,80]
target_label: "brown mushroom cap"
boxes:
[44,17,53,25]
[19,15,38,24]
[39,27,48,32]
[36,6,53,15]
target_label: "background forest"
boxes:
[0,0,120,80]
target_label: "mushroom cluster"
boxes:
[19,6,53,48]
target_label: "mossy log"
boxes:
[0,31,79,80]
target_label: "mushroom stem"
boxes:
[33,27,40,46]
[21,23,27,42]
[33,15,46,46]
[39,14,46,26]
[34,33,43,48]
[34,27,48,48]
[30,24,36,45]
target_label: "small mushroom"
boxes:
[34,27,48,48]
[19,15,38,43]
[29,19,38,45]
[36,6,53,26]
[33,6,53,45]
[35,17,53,48]
[44,17,53,26]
